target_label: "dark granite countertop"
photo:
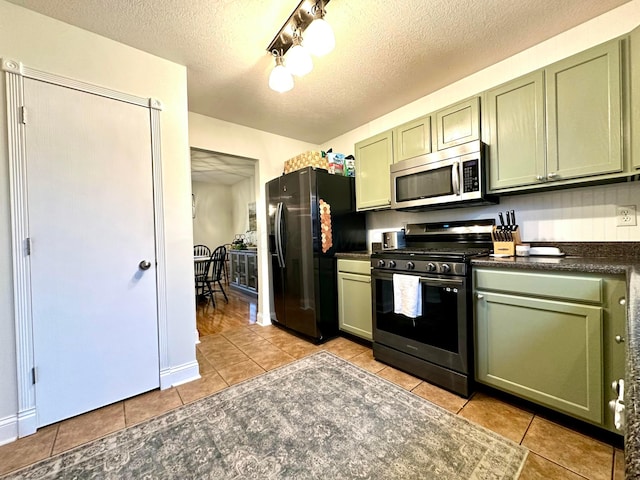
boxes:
[335,251,371,260]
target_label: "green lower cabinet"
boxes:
[475,291,603,423]
[474,268,626,433]
[337,259,372,341]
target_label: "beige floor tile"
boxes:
[204,345,250,369]
[196,351,218,376]
[222,327,264,347]
[614,448,625,480]
[123,388,183,426]
[0,424,58,476]
[348,350,386,374]
[458,392,533,444]
[235,338,275,355]
[273,337,322,359]
[519,452,585,480]
[321,336,369,360]
[53,402,125,454]
[216,359,266,385]
[177,372,229,404]
[376,366,422,391]
[248,348,297,371]
[522,416,613,480]
[197,337,237,358]
[411,381,469,413]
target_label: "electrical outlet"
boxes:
[616,205,637,226]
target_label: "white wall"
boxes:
[0,0,195,443]
[322,0,640,244]
[188,112,319,326]
[232,176,257,239]
[192,181,234,249]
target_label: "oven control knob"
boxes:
[440,264,451,273]
[389,260,396,268]
[427,262,437,272]
[406,261,415,270]
[378,260,386,267]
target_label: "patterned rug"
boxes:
[2,352,528,479]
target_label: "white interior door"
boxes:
[24,78,160,427]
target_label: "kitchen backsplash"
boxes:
[366,181,640,247]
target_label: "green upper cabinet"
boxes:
[485,38,624,193]
[435,97,480,150]
[354,129,394,211]
[631,25,640,170]
[485,71,546,190]
[545,41,622,181]
[393,114,432,162]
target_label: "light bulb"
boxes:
[304,18,335,57]
[286,43,313,76]
[269,56,294,92]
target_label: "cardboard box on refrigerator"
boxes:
[283,150,328,174]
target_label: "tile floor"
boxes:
[0,289,626,479]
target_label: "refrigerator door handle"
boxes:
[275,202,285,268]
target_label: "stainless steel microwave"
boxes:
[390,140,497,210]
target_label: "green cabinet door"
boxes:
[355,130,393,211]
[485,71,546,190]
[545,40,622,181]
[435,97,480,150]
[631,26,640,170]
[337,260,372,340]
[476,291,603,424]
[394,114,432,162]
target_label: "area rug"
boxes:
[2,352,528,479]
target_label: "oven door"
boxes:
[371,269,470,373]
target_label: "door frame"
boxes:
[3,58,169,437]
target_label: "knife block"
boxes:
[491,226,522,256]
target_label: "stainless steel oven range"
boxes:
[371,219,494,398]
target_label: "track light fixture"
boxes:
[268,50,294,93]
[266,0,334,92]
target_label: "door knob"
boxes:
[139,260,152,270]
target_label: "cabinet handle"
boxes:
[615,335,625,344]
[476,293,484,299]
[547,172,558,180]
[535,175,544,181]
[619,298,626,306]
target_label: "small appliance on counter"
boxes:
[382,230,406,250]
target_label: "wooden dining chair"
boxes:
[193,244,211,298]
[206,245,229,307]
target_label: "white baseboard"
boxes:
[0,415,18,446]
[159,360,200,389]
[256,312,272,327]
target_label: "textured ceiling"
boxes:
[6,0,633,144]
[190,149,256,186]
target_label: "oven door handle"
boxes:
[418,277,464,287]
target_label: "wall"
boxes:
[322,0,640,244]
[231,176,257,240]
[192,181,234,249]
[188,112,319,325]
[0,1,195,444]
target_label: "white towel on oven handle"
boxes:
[393,273,422,318]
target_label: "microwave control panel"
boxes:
[462,159,480,193]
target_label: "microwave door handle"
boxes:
[452,161,461,196]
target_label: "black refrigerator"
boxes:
[267,167,366,342]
